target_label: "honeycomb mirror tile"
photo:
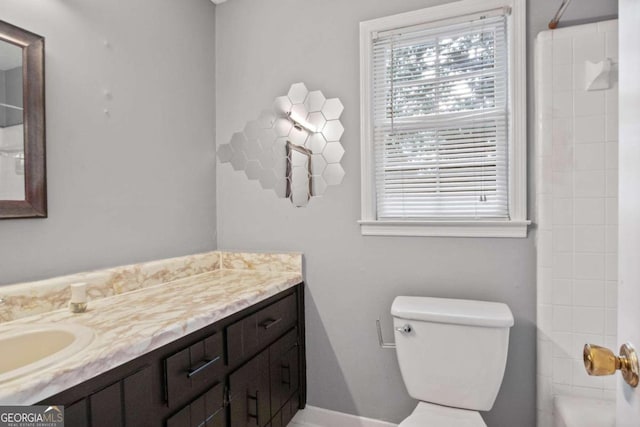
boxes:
[217,82,345,207]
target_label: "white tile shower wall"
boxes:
[535,20,618,427]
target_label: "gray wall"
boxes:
[0,0,217,285]
[215,0,617,426]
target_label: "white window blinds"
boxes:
[371,13,510,220]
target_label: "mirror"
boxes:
[217,83,345,207]
[0,20,46,219]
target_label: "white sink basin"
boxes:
[0,323,94,383]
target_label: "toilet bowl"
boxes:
[391,296,514,426]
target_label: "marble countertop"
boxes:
[0,268,302,405]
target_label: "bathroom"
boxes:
[1,0,637,426]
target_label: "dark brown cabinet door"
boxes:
[204,407,226,427]
[269,412,282,427]
[270,345,299,417]
[123,366,152,426]
[279,394,296,427]
[229,350,270,427]
[166,405,190,427]
[165,382,226,427]
[64,398,89,427]
[90,382,123,427]
[269,329,299,416]
[59,366,152,427]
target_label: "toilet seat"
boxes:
[398,402,487,427]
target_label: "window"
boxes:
[359,0,528,237]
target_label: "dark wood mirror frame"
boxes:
[0,20,46,219]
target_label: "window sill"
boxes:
[358,219,531,238]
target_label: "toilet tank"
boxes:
[391,296,514,411]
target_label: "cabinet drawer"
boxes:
[165,331,224,407]
[166,382,225,427]
[227,294,297,364]
[256,294,297,347]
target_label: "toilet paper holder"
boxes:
[376,319,412,349]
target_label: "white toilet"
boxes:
[391,296,514,427]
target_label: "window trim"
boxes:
[359,0,529,238]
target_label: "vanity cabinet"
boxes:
[39,283,306,427]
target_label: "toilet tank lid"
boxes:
[391,296,514,328]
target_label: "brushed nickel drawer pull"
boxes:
[260,318,282,330]
[247,391,260,425]
[187,355,221,378]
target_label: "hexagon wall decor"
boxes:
[217,83,345,207]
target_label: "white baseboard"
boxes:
[290,405,398,427]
